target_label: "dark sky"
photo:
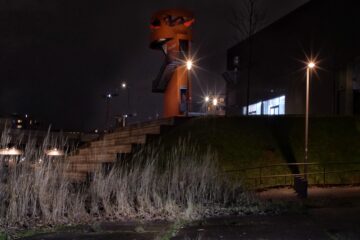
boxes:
[0,0,308,131]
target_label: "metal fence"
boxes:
[225,162,360,189]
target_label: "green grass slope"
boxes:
[160,116,360,185]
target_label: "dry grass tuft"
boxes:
[0,128,263,230]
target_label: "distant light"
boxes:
[186,60,193,70]
[94,129,98,133]
[45,148,65,156]
[107,94,112,98]
[308,62,316,69]
[204,96,210,103]
[212,98,218,106]
[25,114,28,118]
[121,82,127,89]
[0,147,23,156]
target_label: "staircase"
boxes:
[65,117,184,182]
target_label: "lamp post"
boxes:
[186,60,193,117]
[121,82,130,114]
[102,92,118,130]
[120,82,131,127]
[304,62,315,181]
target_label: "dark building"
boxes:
[224,0,360,116]
[0,114,43,130]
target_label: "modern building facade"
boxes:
[224,0,360,116]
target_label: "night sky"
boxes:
[0,0,308,131]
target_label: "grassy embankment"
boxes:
[159,116,360,186]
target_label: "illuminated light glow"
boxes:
[107,94,112,98]
[308,62,316,69]
[45,148,65,156]
[213,98,218,106]
[186,60,193,70]
[0,147,23,156]
[204,96,210,103]
[121,82,127,89]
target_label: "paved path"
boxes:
[20,187,360,239]
[173,186,360,239]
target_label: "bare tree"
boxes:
[229,0,267,115]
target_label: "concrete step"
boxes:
[69,163,102,173]
[104,126,161,140]
[67,153,117,163]
[78,144,132,155]
[64,117,188,182]
[64,171,87,182]
[90,135,147,147]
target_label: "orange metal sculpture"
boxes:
[150,9,195,118]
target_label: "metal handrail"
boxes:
[245,169,360,180]
[225,161,360,189]
[225,161,360,173]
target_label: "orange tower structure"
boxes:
[150,9,195,118]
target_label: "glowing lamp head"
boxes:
[308,62,316,69]
[212,98,218,106]
[45,148,65,156]
[204,96,210,103]
[186,60,193,70]
[0,147,23,156]
[121,82,127,89]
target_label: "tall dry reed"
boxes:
[0,129,262,229]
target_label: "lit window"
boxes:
[247,102,262,115]
[263,95,286,115]
[243,95,286,116]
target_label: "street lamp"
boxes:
[304,61,316,182]
[121,81,131,124]
[102,92,119,130]
[186,60,193,116]
[212,98,218,106]
[186,60,193,71]
[204,96,210,103]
